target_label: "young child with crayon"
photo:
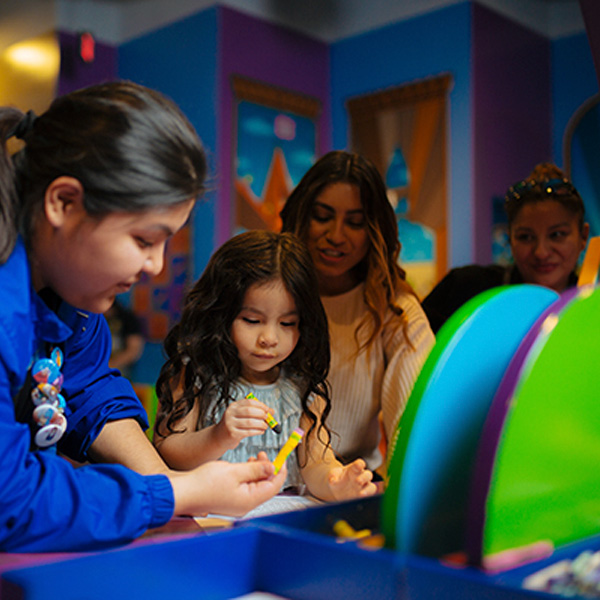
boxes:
[154,231,377,503]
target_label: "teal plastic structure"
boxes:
[383,284,558,558]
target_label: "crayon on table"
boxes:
[332,519,372,540]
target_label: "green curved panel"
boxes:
[483,286,600,559]
[382,288,500,549]
[382,285,557,556]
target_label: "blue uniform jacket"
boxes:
[0,239,173,552]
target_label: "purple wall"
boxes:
[472,4,551,263]
[216,6,331,245]
[57,31,117,96]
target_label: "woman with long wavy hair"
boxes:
[281,151,434,479]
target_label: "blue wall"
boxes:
[58,3,600,275]
[119,8,219,280]
[552,31,599,164]
[57,2,599,383]
[112,2,600,274]
[118,8,219,383]
[330,3,473,266]
[330,3,598,266]
[553,31,600,244]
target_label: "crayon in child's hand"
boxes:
[264,412,282,434]
[272,427,304,474]
[245,392,281,433]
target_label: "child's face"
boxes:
[231,278,300,385]
[33,196,195,314]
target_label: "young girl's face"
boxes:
[33,192,195,314]
[231,278,300,385]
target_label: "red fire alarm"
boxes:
[79,32,95,63]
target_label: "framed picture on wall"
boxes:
[231,75,321,234]
[347,74,452,299]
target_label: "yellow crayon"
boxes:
[245,393,282,433]
[332,519,372,540]
[273,427,304,474]
[265,412,282,434]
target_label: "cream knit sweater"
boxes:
[321,283,435,472]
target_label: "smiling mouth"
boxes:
[319,248,345,259]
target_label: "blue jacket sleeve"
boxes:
[0,242,173,552]
[0,335,174,553]
[57,307,150,463]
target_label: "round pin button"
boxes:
[50,347,64,368]
[34,419,66,448]
[32,358,60,385]
[31,383,59,405]
[30,347,67,450]
[33,404,58,427]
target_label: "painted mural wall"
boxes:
[330,3,472,267]
[54,2,598,385]
[116,6,330,383]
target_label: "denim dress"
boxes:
[201,376,308,492]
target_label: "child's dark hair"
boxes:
[155,230,331,454]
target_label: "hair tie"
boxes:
[11,110,38,140]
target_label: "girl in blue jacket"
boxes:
[0,81,285,552]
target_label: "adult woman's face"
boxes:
[509,199,588,292]
[305,182,370,296]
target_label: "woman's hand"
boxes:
[327,458,377,501]
[168,455,287,517]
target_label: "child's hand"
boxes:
[217,396,272,449]
[327,458,377,501]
